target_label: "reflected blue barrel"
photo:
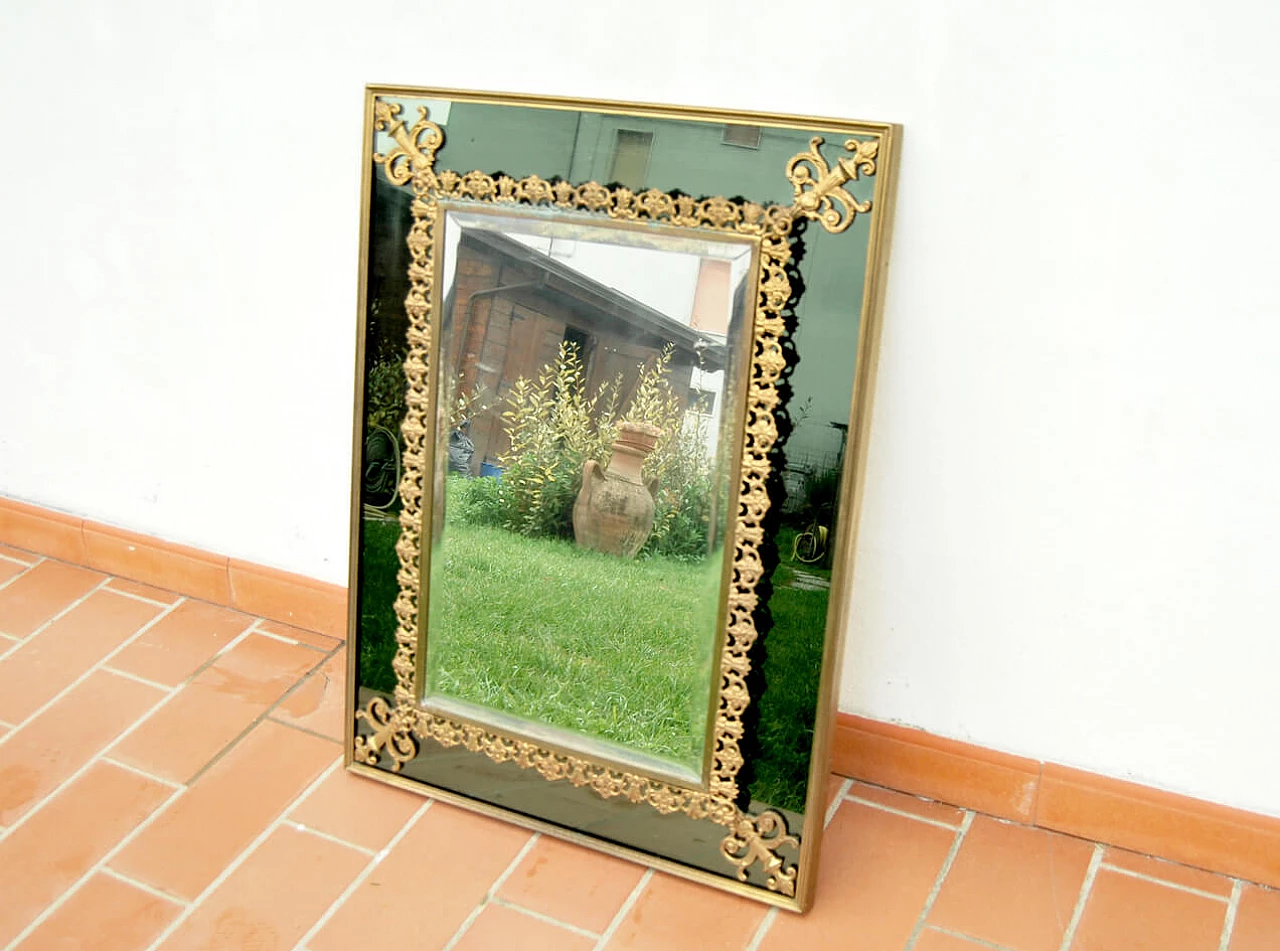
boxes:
[479,463,504,479]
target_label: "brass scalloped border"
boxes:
[354,98,877,896]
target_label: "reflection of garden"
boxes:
[425,501,721,771]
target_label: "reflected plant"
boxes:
[475,341,716,558]
[497,341,614,539]
[365,358,408,435]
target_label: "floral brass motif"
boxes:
[354,99,879,897]
[785,135,878,234]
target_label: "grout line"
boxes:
[592,868,653,951]
[0,574,111,658]
[0,593,187,760]
[256,629,300,646]
[212,619,266,659]
[104,585,176,608]
[925,925,1022,951]
[1,781,188,951]
[1098,861,1232,902]
[903,811,975,951]
[824,777,853,828]
[100,865,192,907]
[0,555,43,596]
[1217,879,1243,951]
[286,758,345,812]
[100,665,177,693]
[744,906,779,951]
[183,636,341,786]
[289,799,433,951]
[488,895,601,940]
[1058,843,1105,951]
[99,756,185,790]
[267,717,343,746]
[439,833,543,951]
[845,793,964,831]
[0,552,34,567]
[290,822,378,857]
[138,752,346,951]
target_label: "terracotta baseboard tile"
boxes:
[0,497,86,564]
[228,558,347,640]
[83,521,231,605]
[1035,763,1280,890]
[833,714,1041,822]
[833,713,1280,890]
[0,495,345,642]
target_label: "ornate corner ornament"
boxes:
[356,101,878,896]
[785,135,878,234]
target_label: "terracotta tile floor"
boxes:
[1,545,1278,951]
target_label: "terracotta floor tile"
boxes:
[915,929,998,950]
[603,872,767,951]
[1104,846,1235,897]
[0,543,39,564]
[110,599,255,687]
[14,871,181,951]
[259,618,344,652]
[454,904,596,951]
[0,761,172,945]
[498,834,645,933]
[0,560,104,638]
[0,669,166,825]
[271,645,345,740]
[928,815,1093,951]
[106,576,184,604]
[760,802,957,951]
[0,589,161,723]
[0,558,26,587]
[111,633,322,783]
[112,720,338,901]
[153,826,367,951]
[1072,868,1226,951]
[288,765,423,852]
[1230,885,1280,951]
[310,801,532,951]
[850,781,967,826]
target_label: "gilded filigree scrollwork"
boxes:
[721,810,800,895]
[785,135,878,234]
[352,97,887,896]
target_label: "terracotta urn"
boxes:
[573,422,662,558]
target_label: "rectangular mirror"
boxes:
[346,86,899,912]
[422,206,756,786]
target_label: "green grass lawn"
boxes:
[355,514,832,813]
[424,523,721,772]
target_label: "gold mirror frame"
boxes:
[347,87,898,911]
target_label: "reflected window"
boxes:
[721,124,762,150]
[610,130,653,190]
[689,388,716,416]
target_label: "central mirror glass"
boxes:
[420,206,758,783]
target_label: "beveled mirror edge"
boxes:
[342,85,903,913]
[412,201,766,793]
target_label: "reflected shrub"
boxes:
[451,341,716,557]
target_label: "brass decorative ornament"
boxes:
[346,87,898,912]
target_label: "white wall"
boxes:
[2,1,1277,817]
